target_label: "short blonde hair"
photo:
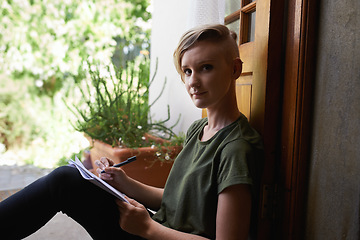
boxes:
[173,24,239,81]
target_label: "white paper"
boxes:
[69,156,129,203]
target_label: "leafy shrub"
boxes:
[0,0,151,97]
[0,0,153,167]
[67,56,180,149]
[0,75,89,167]
[0,82,42,149]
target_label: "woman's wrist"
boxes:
[140,219,162,240]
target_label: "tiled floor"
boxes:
[0,165,51,191]
[23,213,92,240]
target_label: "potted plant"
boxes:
[67,56,183,187]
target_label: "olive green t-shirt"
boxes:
[152,115,263,239]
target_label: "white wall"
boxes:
[149,0,225,135]
[149,0,201,135]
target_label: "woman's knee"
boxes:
[47,165,80,184]
[42,165,86,195]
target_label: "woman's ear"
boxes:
[232,57,243,80]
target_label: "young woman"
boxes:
[0,24,263,240]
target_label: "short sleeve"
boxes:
[217,139,254,194]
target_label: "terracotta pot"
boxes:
[88,138,182,188]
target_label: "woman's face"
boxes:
[181,41,237,110]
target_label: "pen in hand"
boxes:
[100,156,136,173]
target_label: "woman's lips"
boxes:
[192,91,206,98]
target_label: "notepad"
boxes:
[69,156,129,203]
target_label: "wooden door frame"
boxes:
[277,0,319,239]
[254,0,285,238]
[203,1,318,238]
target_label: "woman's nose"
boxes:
[188,73,200,88]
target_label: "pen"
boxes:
[100,156,136,173]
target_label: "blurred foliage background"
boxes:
[0,0,152,168]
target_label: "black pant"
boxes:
[0,166,145,240]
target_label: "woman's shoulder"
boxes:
[218,115,263,151]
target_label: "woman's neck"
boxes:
[201,106,241,142]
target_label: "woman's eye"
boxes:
[202,64,213,71]
[183,69,192,76]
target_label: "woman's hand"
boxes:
[117,197,210,240]
[94,157,128,191]
[116,196,154,238]
[94,157,113,174]
[94,156,164,210]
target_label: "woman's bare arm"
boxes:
[216,184,252,240]
[117,184,252,240]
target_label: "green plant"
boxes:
[0,0,151,97]
[0,91,41,149]
[57,148,86,167]
[66,56,181,150]
[0,0,153,168]
[0,75,89,168]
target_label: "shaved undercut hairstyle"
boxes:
[173,24,240,82]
